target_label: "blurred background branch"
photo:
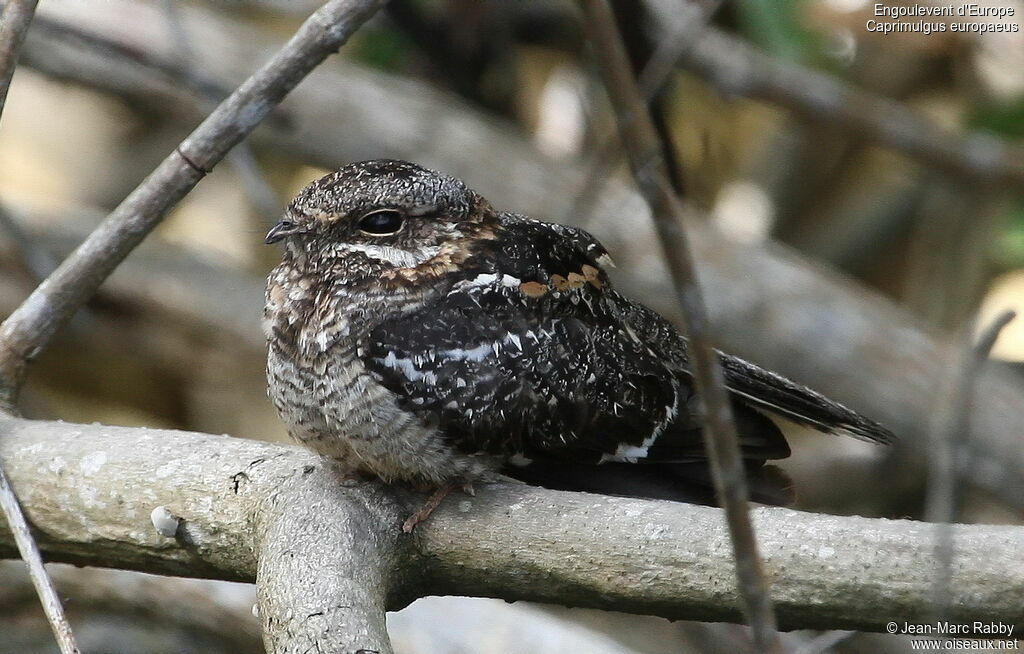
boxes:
[0,0,38,114]
[644,0,1024,189]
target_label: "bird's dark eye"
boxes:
[357,210,405,236]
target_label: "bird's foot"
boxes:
[401,482,474,533]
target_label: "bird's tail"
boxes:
[718,353,896,444]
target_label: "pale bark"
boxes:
[1,416,1022,644]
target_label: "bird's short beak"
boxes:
[265,220,299,245]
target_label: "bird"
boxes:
[263,159,894,529]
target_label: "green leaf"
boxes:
[733,0,819,63]
[968,98,1024,139]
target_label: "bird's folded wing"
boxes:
[359,268,790,466]
[360,270,686,462]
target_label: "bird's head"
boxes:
[266,160,497,281]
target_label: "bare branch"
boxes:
[925,309,1016,622]
[0,0,38,115]
[0,467,80,654]
[581,1,778,650]
[256,466,405,654]
[1,417,1023,637]
[0,205,57,285]
[0,0,384,409]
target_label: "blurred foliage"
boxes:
[732,0,822,63]
[965,96,1024,271]
[969,96,1024,139]
[994,201,1024,269]
[349,25,415,72]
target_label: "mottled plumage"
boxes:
[264,159,894,507]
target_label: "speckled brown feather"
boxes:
[264,159,894,504]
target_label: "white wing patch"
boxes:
[598,380,680,464]
[449,272,523,294]
[599,436,659,464]
[437,343,493,363]
[376,332,528,384]
[379,351,438,384]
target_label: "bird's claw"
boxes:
[402,482,466,532]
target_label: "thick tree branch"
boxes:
[582,1,778,650]
[0,0,384,409]
[0,415,411,653]
[1,417,1022,640]
[256,469,405,654]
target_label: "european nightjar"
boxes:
[263,159,894,523]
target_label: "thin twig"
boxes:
[0,0,384,410]
[563,0,720,225]
[0,203,58,283]
[0,469,80,653]
[161,0,281,225]
[793,630,856,654]
[580,1,779,652]
[0,2,82,653]
[0,0,38,115]
[925,309,1016,626]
